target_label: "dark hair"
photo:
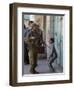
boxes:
[28,21,34,25]
[50,38,54,43]
[24,24,26,29]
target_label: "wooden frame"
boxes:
[9,3,72,86]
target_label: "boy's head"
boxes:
[49,38,54,43]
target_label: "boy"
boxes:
[48,38,57,72]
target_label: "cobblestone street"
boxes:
[23,59,63,75]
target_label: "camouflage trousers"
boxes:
[28,49,38,73]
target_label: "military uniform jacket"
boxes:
[26,30,41,50]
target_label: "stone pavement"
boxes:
[23,59,63,75]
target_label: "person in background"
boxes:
[48,38,58,72]
[24,24,29,64]
[24,21,34,64]
[26,23,42,74]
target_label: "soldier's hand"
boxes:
[30,36,35,40]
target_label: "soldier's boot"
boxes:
[30,64,39,74]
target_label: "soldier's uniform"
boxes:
[26,30,41,73]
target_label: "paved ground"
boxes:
[23,59,63,75]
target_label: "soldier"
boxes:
[26,23,42,74]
